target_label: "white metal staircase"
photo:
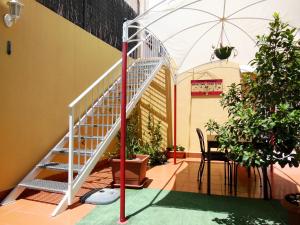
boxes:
[1,33,169,216]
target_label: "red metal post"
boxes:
[173,84,177,165]
[119,40,128,224]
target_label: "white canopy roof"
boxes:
[129,0,300,75]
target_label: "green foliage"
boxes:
[166,145,185,151]
[115,106,167,166]
[140,110,167,166]
[116,107,141,160]
[206,14,300,168]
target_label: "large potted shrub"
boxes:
[110,108,149,188]
[138,109,167,166]
[206,13,300,204]
[111,106,166,187]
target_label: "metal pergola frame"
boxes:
[118,0,298,223]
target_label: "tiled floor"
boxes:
[146,158,300,199]
[0,158,299,225]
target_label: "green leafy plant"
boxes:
[166,145,185,151]
[206,13,300,198]
[140,110,167,166]
[114,106,167,166]
[214,45,235,60]
[115,107,142,160]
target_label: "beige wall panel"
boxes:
[175,61,241,153]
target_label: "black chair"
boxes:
[196,128,231,189]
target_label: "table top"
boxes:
[207,134,250,143]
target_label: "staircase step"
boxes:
[38,163,83,172]
[93,107,120,114]
[79,124,113,127]
[19,179,67,194]
[75,126,110,136]
[72,135,105,141]
[64,139,99,149]
[87,116,115,124]
[52,148,94,156]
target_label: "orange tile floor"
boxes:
[0,158,299,225]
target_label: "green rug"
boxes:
[77,189,288,225]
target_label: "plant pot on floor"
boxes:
[110,154,149,188]
[281,193,300,225]
[167,151,186,159]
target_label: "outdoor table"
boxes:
[207,135,239,195]
[207,135,271,199]
[206,135,219,195]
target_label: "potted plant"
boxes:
[110,154,149,188]
[110,108,149,188]
[214,45,235,60]
[281,193,300,225]
[205,14,300,200]
[110,106,167,187]
[166,145,186,158]
[139,109,167,166]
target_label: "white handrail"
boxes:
[68,37,147,108]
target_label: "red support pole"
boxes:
[173,84,177,165]
[119,40,128,224]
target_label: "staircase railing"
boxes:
[66,32,169,204]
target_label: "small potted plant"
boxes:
[166,145,186,158]
[281,193,300,225]
[214,44,235,60]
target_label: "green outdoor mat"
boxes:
[77,188,288,225]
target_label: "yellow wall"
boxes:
[176,61,241,154]
[140,66,172,149]
[0,0,121,191]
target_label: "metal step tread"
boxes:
[38,162,83,172]
[52,148,94,156]
[79,124,113,127]
[71,135,105,140]
[90,113,119,116]
[19,179,67,193]
[94,105,121,108]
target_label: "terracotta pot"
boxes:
[167,151,186,159]
[281,193,300,225]
[110,154,149,188]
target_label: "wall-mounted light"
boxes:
[3,0,23,27]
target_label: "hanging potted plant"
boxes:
[211,26,237,60]
[214,44,235,60]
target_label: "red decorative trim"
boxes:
[191,79,223,96]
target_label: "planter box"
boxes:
[111,154,149,188]
[167,151,186,159]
